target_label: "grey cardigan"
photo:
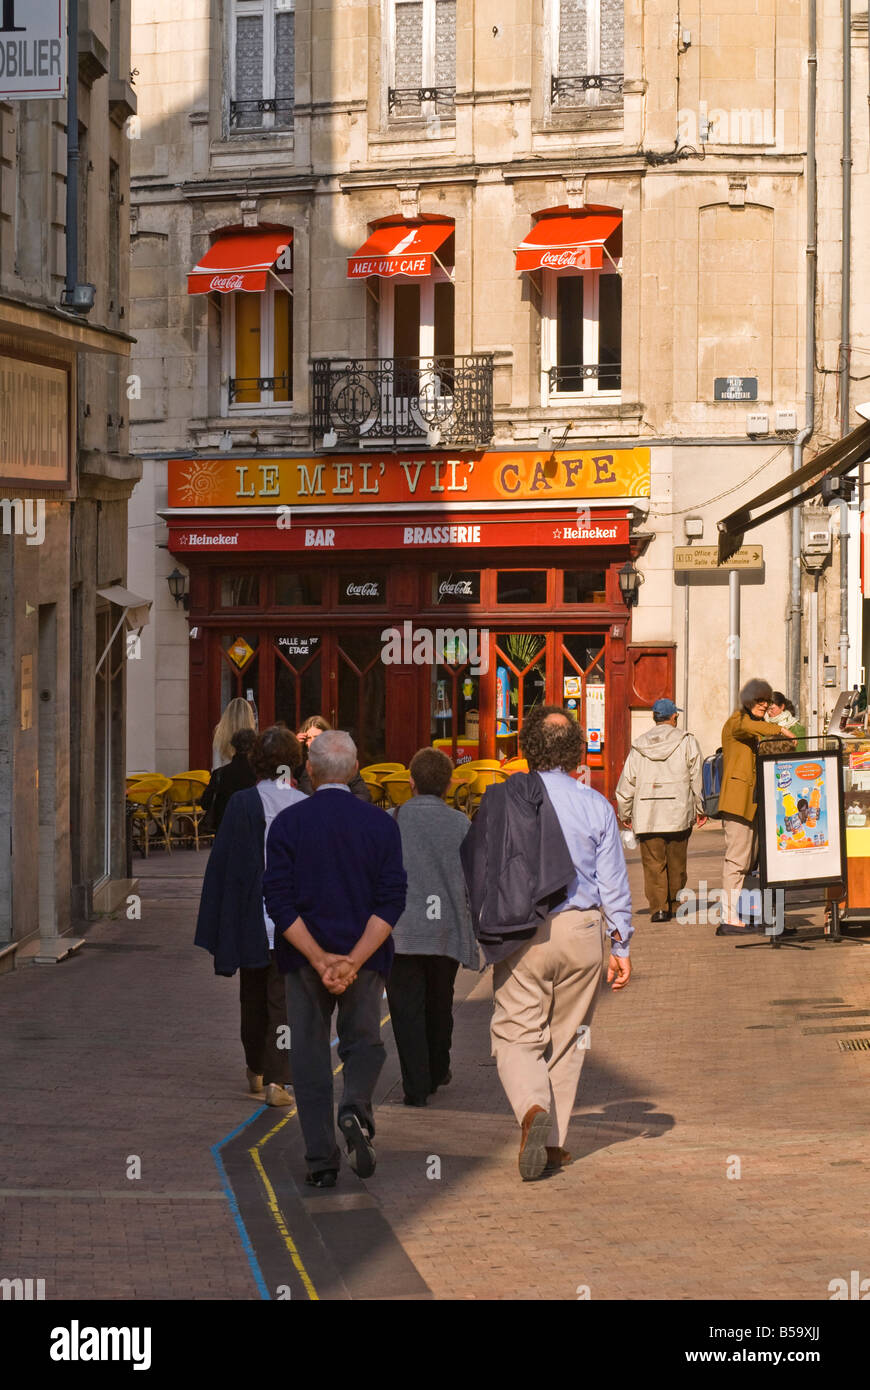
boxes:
[390,796,480,969]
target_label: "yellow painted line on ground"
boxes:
[247,1012,392,1301]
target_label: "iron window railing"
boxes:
[229,98,294,129]
[312,356,493,448]
[548,363,622,392]
[551,73,624,104]
[388,86,456,113]
[229,375,292,404]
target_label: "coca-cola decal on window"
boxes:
[434,571,480,604]
[339,575,385,603]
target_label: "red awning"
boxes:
[187,230,293,295]
[515,213,622,273]
[347,222,453,279]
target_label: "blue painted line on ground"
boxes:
[211,1108,272,1301]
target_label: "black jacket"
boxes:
[460,771,575,964]
[194,787,270,976]
[201,752,257,831]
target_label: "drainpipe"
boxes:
[838,0,853,689]
[789,0,817,709]
[64,0,79,302]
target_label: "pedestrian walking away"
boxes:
[717,678,796,936]
[211,695,257,770]
[461,705,633,1182]
[615,697,707,921]
[194,726,306,1105]
[199,727,257,834]
[385,747,479,1107]
[263,730,407,1188]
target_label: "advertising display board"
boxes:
[757,747,846,891]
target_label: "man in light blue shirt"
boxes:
[490,706,632,1181]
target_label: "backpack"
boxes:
[702,748,723,817]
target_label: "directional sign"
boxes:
[673,545,764,572]
[0,1,67,101]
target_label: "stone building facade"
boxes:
[127,0,869,780]
[0,0,140,970]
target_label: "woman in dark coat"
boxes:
[200,727,257,831]
[195,727,306,1105]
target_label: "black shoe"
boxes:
[339,1112,376,1178]
[715,921,765,936]
[403,1094,427,1107]
[650,910,671,923]
[305,1170,337,1188]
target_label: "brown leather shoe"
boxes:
[518,1105,550,1180]
[545,1146,573,1170]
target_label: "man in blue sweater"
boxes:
[263,731,407,1188]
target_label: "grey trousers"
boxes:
[285,964,386,1174]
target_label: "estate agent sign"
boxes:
[0,1,66,101]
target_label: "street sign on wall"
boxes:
[0,1,66,102]
[714,377,759,402]
[673,545,763,572]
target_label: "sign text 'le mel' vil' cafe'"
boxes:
[163,445,671,797]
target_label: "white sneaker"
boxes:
[264,1083,294,1107]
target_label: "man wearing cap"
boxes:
[616,698,706,922]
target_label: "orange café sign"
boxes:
[168,448,650,508]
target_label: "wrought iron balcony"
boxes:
[229,97,294,129]
[548,362,622,393]
[229,374,292,405]
[312,356,493,449]
[551,73,624,104]
[388,86,456,114]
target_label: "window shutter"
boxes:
[434,0,455,111]
[395,1,424,111]
[558,0,587,77]
[274,9,295,126]
[236,14,265,128]
[599,0,623,77]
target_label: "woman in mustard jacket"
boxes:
[717,679,796,935]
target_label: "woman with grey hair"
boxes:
[716,678,796,936]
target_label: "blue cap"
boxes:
[652,698,681,719]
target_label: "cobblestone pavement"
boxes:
[2,826,870,1301]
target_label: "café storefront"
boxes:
[164,445,672,798]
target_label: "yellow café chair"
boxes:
[126,776,173,857]
[500,757,529,775]
[460,759,507,773]
[165,773,211,851]
[446,764,477,807]
[359,769,386,806]
[454,767,508,818]
[360,762,406,780]
[380,771,413,809]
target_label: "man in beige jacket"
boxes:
[717,678,796,936]
[616,698,706,921]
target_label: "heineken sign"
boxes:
[0,1,66,101]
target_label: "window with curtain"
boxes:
[390,0,456,118]
[231,0,295,132]
[553,0,623,106]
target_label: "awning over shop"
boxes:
[347,221,453,279]
[95,586,152,675]
[515,211,622,273]
[187,230,292,295]
[717,420,870,562]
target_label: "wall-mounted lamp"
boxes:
[322,430,338,448]
[167,567,190,610]
[426,425,442,448]
[218,429,233,452]
[618,559,643,608]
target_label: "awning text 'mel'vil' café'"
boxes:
[163,445,672,798]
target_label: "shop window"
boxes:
[496,571,548,605]
[563,570,608,603]
[494,633,548,759]
[226,281,293,411]
[431,660,481,764]
[336,630,386,766]
[230,0,295,132]
[378,252,455,364]
[274,572,323,606]
[388,0,456,119]
[337,572,387,605]
[220,573,261,607]
[543,268,621,398]
[431,571,480,604]
[551,0,623,107]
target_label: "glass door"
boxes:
[273,635,324,732]
[560,631,608,792]
[331,631,386,768]
[493,633,548,761]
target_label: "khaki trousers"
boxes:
[721,813,758,922]
[491,908,606,1149]
[637,829,690,914]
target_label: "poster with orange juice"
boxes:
[773,760,829,854]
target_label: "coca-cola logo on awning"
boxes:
[209,273,245,291]
[539,249,593,269]
[345,581,380,597]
